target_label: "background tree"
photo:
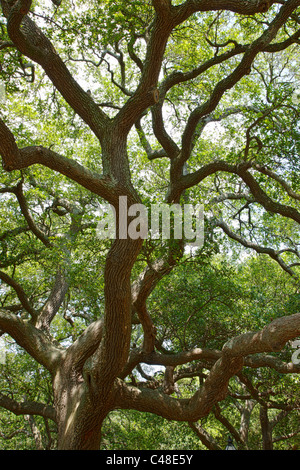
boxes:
[0,0,300,450]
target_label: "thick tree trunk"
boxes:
[52,130,144,449]
[53,367,101,450]
[53,223,143,450]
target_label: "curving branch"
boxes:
[214,403,246,447]
[214,218,298,276]
[1,0,109,140]
[171,161,300,236]
[244,354,300,373]
[14,181,50,247]
[177,0,300,165]
[0,308,62,373]
[222,313,300,356]
[253,164,300,201]
[131,258,175,354]
[135,117,168,160]
[172,0,279,25]
[0,393,56,421]
[169,160,248,201]
[189,422,222,450]
[64,318,104,374]
[0,118,118,204]
[238,168,300,225]
[162,44,246,93]
[0,225,30,242]
[115,313,300,422]
[151,101,181,157]
[0,270,38,319]
[114,5,174,132]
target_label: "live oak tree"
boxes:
[0,0,300,450]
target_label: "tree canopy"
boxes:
[0,0,300,450]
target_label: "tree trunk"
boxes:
[53,369,99,450]
[260,406,273,450]
[51,124,144,447]
[52,229,142,450]
[239,400,255,448]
